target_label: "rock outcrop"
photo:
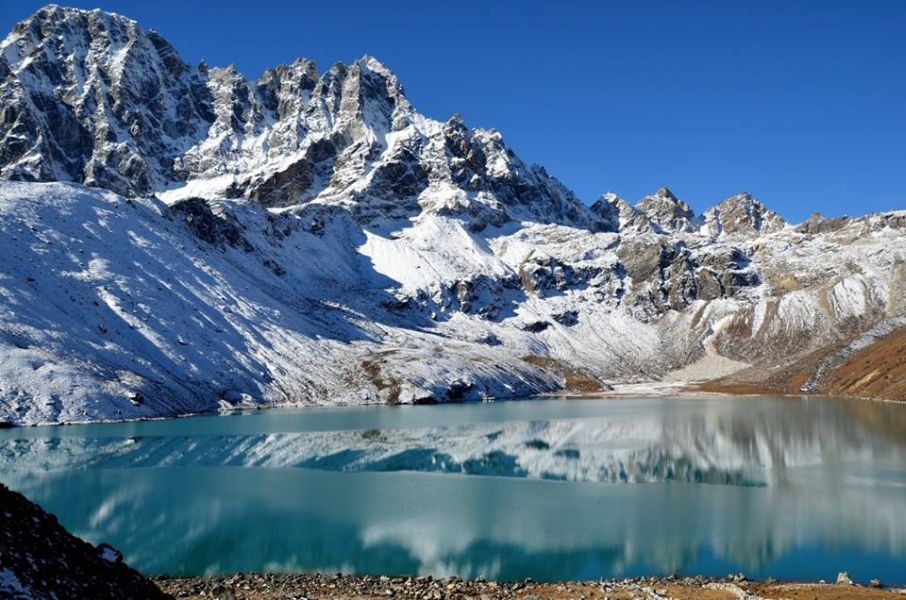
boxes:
[701,193,786,237]
[636,187,697,233]
[0,482,170,599]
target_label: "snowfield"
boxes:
[0,180,903,425]
[0,181,570,424]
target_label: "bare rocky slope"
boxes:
[0,483,170,598]
[0,5,904,425]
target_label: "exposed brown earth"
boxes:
[154,573,905,600]
[821,327,906,401]
[361,353,403,405]
[693,380,785,396]
[521,355,610,393]
[692,325,906,402]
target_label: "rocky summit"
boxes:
[0,5,904,425]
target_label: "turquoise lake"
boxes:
[1,395,905,583]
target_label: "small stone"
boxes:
[209,584,235,600]
[835,571,853,585]
[870,578,882,588]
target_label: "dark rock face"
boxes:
[168,197,252,251]
[0,6,213,195]
[636,187,697,233]
[795,212,852,234]
[616,238,758,316]
[0,483,170,599]
[522,320,551,333]
[244,155,319,207]
[552,310,579,326]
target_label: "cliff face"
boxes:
[0,6,903,424]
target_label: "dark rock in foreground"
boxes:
[0,483,170,599]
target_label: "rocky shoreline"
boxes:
[154,572,905,599]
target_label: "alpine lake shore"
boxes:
[1,5,905,598]
[153,572,905,600]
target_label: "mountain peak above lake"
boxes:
[0,7,904,426]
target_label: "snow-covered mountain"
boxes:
[0,5,904,424]
[0,5,602,231]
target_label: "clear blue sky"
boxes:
[2,1,904,221]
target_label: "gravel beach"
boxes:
[154,572,905,599]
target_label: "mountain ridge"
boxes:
[3,4,800,228]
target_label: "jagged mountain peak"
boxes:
[355,54,397,78]
[586,192,617,230]
[654,186,679,200]
[0,4,211,194]
[636,186,696,233]
[702,192,786,237]
[4,5,152,72]
[0,5,611,233]
[14,3,136,28]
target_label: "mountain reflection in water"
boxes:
[1,395,904,583]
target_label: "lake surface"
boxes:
[2,395,906,583]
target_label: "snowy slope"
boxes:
[0,6,904,424]
[0,181,591,424]
[1,178,903,424]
